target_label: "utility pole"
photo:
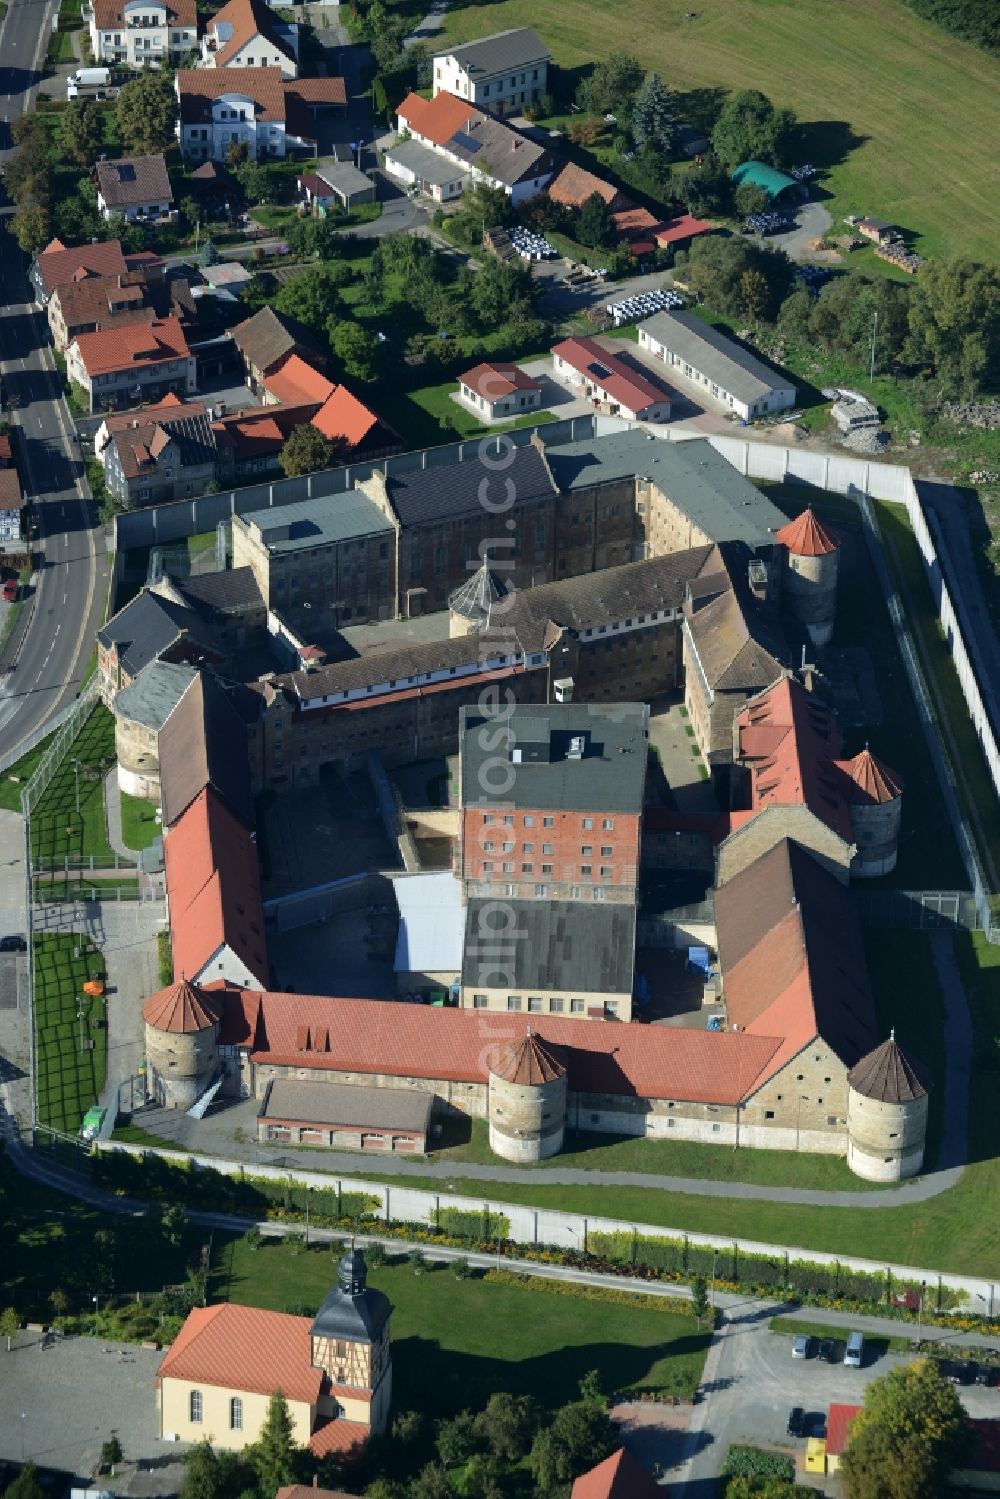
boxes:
[869,308,878,384]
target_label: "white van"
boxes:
[67,67,111,99]
[844,1331,865,1367]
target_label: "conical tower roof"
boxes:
[447,557,508,626]
[842,746,903,804]
[775,508,840,557]
[848,1032,929,1103]
[141,977,221,1034]
[489,1031,565,1086]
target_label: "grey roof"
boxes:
[287,630,488,702]
[158,670,255,829]
[439,26,550,78]
[383,443,555,526]
[95,153,173,210]
[113,659,198,731]
[386,137,466,188]
[848,1035,929,1103]
[243,491,394,552]
[310,1252,392,1344]
[260,1078,434,1133]
[460,701,648,813]
[448,558,508,624]
[543,431,788,549]
[462,898,635,996]
[443,113,554,188]
[177,566,264,615]
[316,161,375,198]
[97,589,211,679]
[639,311,796,406]
[231,305,324,375]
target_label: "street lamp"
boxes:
[916,1279,927,1343]
[71,758,84,816]
[710,1248,718,1311]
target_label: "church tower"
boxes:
[310,1247,393,1435]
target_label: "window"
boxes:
[523,842,534,853]
[502,815,514,825]
[483,813,494,824]
[521,863,533,874]
[581,865,592,877]
[571,998,584,1013]
[542,843,553,855]
[600,867,612,878]
[482,861,493,872]
[502,842,514,853]
[764,1110,775,1120]
[543,816,554,828]
[827,1115,838,1126]
[601,846,612,856]
[541,864,552,875]
[483,841,494,851]
[582,818,593,829]
[190,1391,203,1423]
[528,997,543,1013]
[502,862,514,873]
[230,1397,243,1431]
[523,815,534,827]
[507,996,522,1011]
[549,998,564,1013]
[534,883,548,897]
[581,844,593,856]
[593,887,606,901]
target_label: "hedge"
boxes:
[721,1446,795,1481]
[437,1206,510,1241]
[484,1269,703,1318]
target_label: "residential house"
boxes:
[431,27,550,116]
[261,352,335,408]
[29,236,128,306]
[95,154,175,223]
[231,306,328,399]
[102,401,217,507]
[201,0,298,76]
[96,586,225,701]
[638,310,796,422]
[551,336,672,422]
[176,69,345,163]
[0,436,22,532]
[653,213,716,252]
[311,386,401,463]
[392,91,555,205]
[571,1450,660,1499]
[85,0,198,68]
[211,401,317,485]
[67,317,195,413]
[457,361,543,421]
[381,138,465,201]
[47,274,154,354]
[547,162,625,213]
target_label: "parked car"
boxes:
[0,934,26,952]
[818,1338,838,1363]
[787,1407,806,1437]
[807,1412,828,1438]
[844,1331,865,1367]
[976,1365,999,1387]
[1,578,18,603]
[792,1335,813,1359]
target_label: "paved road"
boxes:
[0,0,107,768]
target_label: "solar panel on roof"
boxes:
[587,361,612,379]
[117,164,136,182]
[449,130,482,155]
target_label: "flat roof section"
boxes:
[462,898,636,997]
[243,491,395,552]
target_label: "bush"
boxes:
[365,1240,386,1266]
[721,1446,795,1481]
[451,1257,470,1280]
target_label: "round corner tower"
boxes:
[447,558,509,638]
[142,978,221,1109]
[775,508,840,648]
[487,1032,567,1163]
[847,1033,929,1181]
[843,746,903,877]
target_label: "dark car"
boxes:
[0,934,26,952]
[975,1365,998,1387]
[787,1407,806,1438]
[818,1338,838,1363]
[807,1412,828,1439]
[938,1359,975,1385]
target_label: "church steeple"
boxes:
[338,1244,368,1296]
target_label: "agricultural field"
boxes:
[440,0,1000,260]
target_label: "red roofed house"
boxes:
[87,0,198,70]
[654,212,717,250]
[392,91,556,205]
[611,204,665,257]
[48,272,155,355]
[552,336,672,422]
[312,386,401,462]
[164,785,268,989]
[261,352,335,408]
[176,68,346,162]
[29,236,128,307]
[826,1403,1000,1485]
[571,1448,660,1499]
[213,401,318,483]
[457,361,543,421]
[66,316,195,413]
[201,0,299,77]
[156,1246,391,1453]
[547,162,625,213]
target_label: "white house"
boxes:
[637,310,796,422]
[457,362,543,421]
[431,27,550,117]
[201,0,299,78]
[176,69,345,162]
[394,90,555,206]
[86,0,198,68]
[551,336,672,423]
[67,317,196,414]
[382,138,467,202]
[95,155,175,223]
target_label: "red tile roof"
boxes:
[836,745,903,804]
[826,1402,861,1457]
[612,205,664,240]
[102,396,207,434]
[776,507,840,557]
[547,162,621,210]
[213,401,317,460]
[735,676,853,841]
[71,317,189,379]
[459,362,542,401]
[397,89,482,146]
[35,238,127,298]
[312,386,380,449]
[0,469,22,506]
[142,977,221,1034]
[264,352,336,407]
[308,1418,370,1458]
[0,436,12,465]
[177,66,286,124]
[654,213,716,247]
[571,1449,660,1499]
[207,987,782,1105]
[157,1303,323,1405]
[91,0,195,28]
[207,0,295,66]
[164,786,268,987]
[552,336,671,417]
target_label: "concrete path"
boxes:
[931,932,973,1170]
[403,0,448,49]
[103,765,130,861]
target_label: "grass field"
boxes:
[0,733,51,811]
[439,0,999,261]
[382,379,559,446]
[119,791,160,852]
[33,931,107,1134]
[29,705,118,867]
[768,1317,912,1356]
[213,1236,711,1412]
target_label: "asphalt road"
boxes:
[0,0,107,766]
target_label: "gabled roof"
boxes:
[158,670,255,829]
[177,66,286,125]
[52,273,153,336]
[95,154,173,210]
[638,310,794,405]
[177,566,264,616]
[489,1031,565,1085]
[92,0,195,27]
[654,213,716,247]
[232,304,325,376]
[97,588,212,679]
[71,317,189,378]
[157,1303,322,1405]
[312,386,382,450]
[547,162,621,210]
[208,0,295,66]
[685,581,785,693]
[164,785,268,986]
[34,238,127,298]
[113,658,198,731]
[397,90,553,185]
[775,507,840,557]
[552,336,671,415]
[110,410,217,480]
[571,1449,660,1499]
[458,361,542,400]
[826,1403,861,1458]
[848,1033,929,1103]
[436,26,550,77]
[142,977,222,1034]
[263,352,336,407]
[378,441,555,526]
[735,676,853,841]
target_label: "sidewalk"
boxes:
[103,765,130,861]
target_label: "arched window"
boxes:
[230,1396,243,1431]
[190,1390,203,1423]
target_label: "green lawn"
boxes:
[33,931,107,1134]
[119,791,160,852]
[212,1237,711,1413]
[0,732,54,812]
[440,0,998,261]
[33,874,141,901]
[29,704,118,867]
[381,379,559,448]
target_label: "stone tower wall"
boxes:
[849,796,902,878]
[846,1087,928,1181]
[145,1022,219,1109]
[488,1070,567,1163]
[783,548,839,647]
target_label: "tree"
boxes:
[0,1306,18,1350]
[116,73,178,155]
[711,88,797,168]
[227,139,250,170]
[479,1393,538,1463]
[690,1274,710,1326]
[61,100,103,168]
[4,1465,45,1499]
[467,256,534,327]
[631,72,677,154]
[249,1391,299,1496]
[577,52,644,118]
[528,1402,617,1490]
[908,257,1000,397]
[680,153,731,217]
[327,320,379,382]
[734,181,771,218]
[436,1410,485,1467]
[279,424,336,478]
[161,1202,187,1247]
[409,1467,455,1499]
[680,233,795,322]
[49,1287,70,1317]
[11,204,52,256]
[236,162,274,206]
[100,1435,124,1474]
[841,1358,971,1499]
[180,1440,221,1499]
[739,267,771,323]
[462,1454,507,1499]
[577,191,617,250]
[201,238,220,267]
[274,264,345,333]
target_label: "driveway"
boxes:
[762,200,834,263]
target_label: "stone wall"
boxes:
[716,805,853,886]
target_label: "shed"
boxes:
[731,161,803,202]
[392,870,466,990]
[316,161,377,209]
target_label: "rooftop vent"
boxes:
[567,735,585,760]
